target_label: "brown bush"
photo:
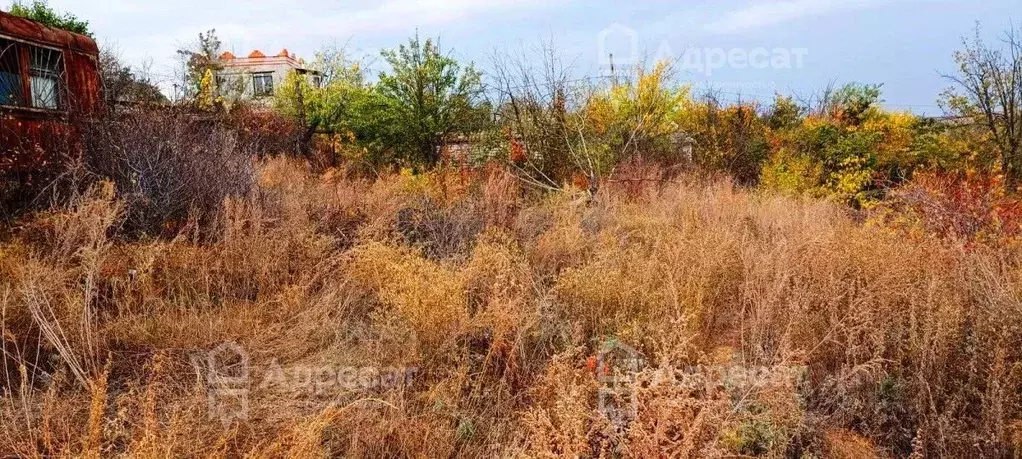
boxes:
[80,109,256,237]
[225,106,305,160]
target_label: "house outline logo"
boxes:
[192,342,251,425]
[206,341,249,385]
[595,338,644,427]
[596,338,643,383]
[597,23,639,67]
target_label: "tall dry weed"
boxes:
[1,158,1021,457]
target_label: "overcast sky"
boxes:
[31,0,1021,114]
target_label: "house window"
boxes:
[252,72,273,97]
[0,39,25,107]
[29,46,63,109]
[0,38,64,110]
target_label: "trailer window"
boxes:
[28,46,63,109]
[0,38,24,107]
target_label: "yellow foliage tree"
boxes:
[196,68,215,110]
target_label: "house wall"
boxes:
[219,61,292,101]
[218,56,319,103]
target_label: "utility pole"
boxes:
[609,53,615,83]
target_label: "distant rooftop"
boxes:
[220,48,308,68]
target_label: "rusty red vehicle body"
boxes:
[0,10,101,206]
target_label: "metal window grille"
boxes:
[0,38,24,106]
[28,45,64,109]
[0,38,64,110]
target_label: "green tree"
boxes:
[942,24,1022,192]
[376,34,486,168]
[7,0,91,37]
[825,83,883,126]
[274,47,365,133]
[273,46,386,162]
[765,94,805,131]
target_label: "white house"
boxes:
[216,48,322,102]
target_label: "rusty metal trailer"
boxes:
[0,10,101,201]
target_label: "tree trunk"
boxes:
[1008,147,1021,194]
[299,116,320,163]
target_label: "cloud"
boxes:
[338,0,560,33]
[704,0,885,34]
[209,0,568,42]
[46,0,569,95]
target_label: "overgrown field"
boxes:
[2,157,1021,458]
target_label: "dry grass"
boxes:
[2,157,1021,458]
